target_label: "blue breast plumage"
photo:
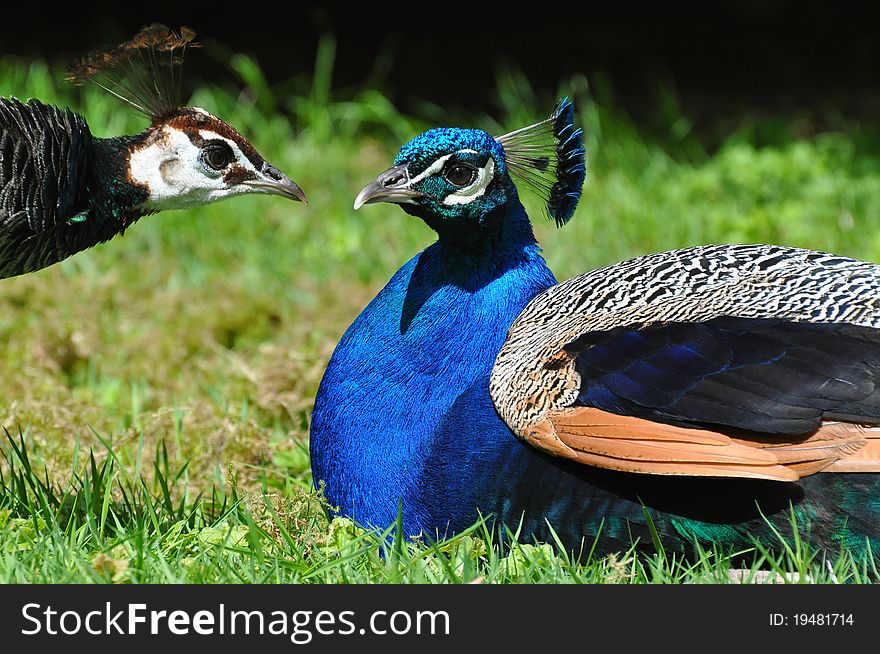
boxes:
[311,197,556,534]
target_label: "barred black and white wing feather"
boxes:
[0,98,94,277]
[489,245,880,481]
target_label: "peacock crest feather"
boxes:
[495,97,586,227]
[65,24,199,123]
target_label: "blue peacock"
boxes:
[310,99,880,558]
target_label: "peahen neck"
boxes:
[0,125,153,279]
[310,193,557,532]
[85,134,151,233]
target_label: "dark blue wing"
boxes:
[569,318,880,434]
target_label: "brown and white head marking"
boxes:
[67,24,306,211]
[128,107,306,209]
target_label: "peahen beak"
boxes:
[354,164,425,210]
[243,162,308,204]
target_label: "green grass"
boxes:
[2,431,874,583]
[2,44,880,583]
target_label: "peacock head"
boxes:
[354,98,585,235]
[355,128,510,229]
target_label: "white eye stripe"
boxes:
[408,149,481,185]
[406,149,495,205]
[408,153,454,184]
[442,158,495,206]
[198,130,248,165]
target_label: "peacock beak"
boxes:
[243,163,308,204]
[354,164,425,210]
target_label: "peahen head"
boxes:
[68,24,306,213]
[0,24,308,281]
[123,106,306,210]
[354,98,585,237]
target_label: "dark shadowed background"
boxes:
[3,1,878,131]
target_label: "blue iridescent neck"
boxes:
[399,175,518,252]
[310,191,557,532]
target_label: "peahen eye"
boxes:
[201,142,234,171]
[444,163,477,187]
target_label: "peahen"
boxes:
[0,24,305,280]
[310,99,880,559]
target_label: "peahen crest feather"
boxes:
[495,97,586,227]
[65,24,199,122]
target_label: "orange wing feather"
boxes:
[525,407,880,482]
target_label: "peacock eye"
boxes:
[201,142,234,171]
[444,163,477,187]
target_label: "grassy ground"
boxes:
[2,46,880,583]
